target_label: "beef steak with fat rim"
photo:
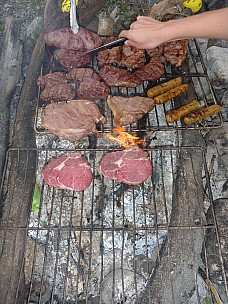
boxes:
[42,153,93,191]
[99,146,152,185]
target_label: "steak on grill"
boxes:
[54,49,91,70]
[99,146,152,185]
[44,27,103,51]
[66,67,101,83]
[107,95,155,126]
[42,100,106,141]
[77,78,110,100]
[163,39,188,67]
[42,153,93,191]
[120,45,146,69]
[37,72,67,89]
[40,84,75,102]
[134,56,165,82]
[99,64,142,88]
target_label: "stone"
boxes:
[206,46,228,89]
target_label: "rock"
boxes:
[206,46,228,89]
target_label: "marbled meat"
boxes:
[99,64,142,88]
[163,39,188,67]
[54,49,91,70]
[107,95,155,126]
[42,100,106,141]
[44,27,103,51]
[66,67,101,83]
[42,153,93,191]
[77,78,110,100]
[99,146,152,185]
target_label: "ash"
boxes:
[26,126,177,302]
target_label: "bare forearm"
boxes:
[166,8,228,41]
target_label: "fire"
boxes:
[106,126,146,148]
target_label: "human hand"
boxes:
[119,16,170,50]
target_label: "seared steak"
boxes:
[120,45,146,69]
[99,146,152,185]
[42,100,106,141]
[97,47,122,68]
[77,78,110,100]
[163,39,188,67]
[44,27,103,51]
[54,49,91,70]
[66,67,101,83]
[99,64,142,88]
[146,45,164,57]
[40,84,75,102]
[107,95,155,126]
[42,153,93,191]
[37,72,67,89]
[134,56,165,81]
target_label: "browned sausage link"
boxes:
[154,83,189,104]
[147,76,183,98]
[166,99,201,123]
[183,104,222,125]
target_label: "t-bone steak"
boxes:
[42,153,93,191]
[107,95,155,126]
[42,100,106,141]
[99,146,152,185]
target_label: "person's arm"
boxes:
[119,7,228,49]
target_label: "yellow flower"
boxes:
[183,0,202,13]
[61,0,78,13]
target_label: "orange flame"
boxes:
[106,126,146,148]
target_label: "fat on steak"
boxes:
[42,153,93,191]
[163,39,188,67]
[44,27,103,51]
[99,146,152,185]
[77,78,110,100]
[66,67,101,83]
[42,100,106,142]
[107,95,155,126]
[54,49,91,70]
[99,64,142,88]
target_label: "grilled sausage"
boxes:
[154,83,189,104]
[147,77,182,98]
[183,104,222,125]
[166,99,201,123]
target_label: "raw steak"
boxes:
[44,27,103,51]
[107,95,155,126]
[40,83,75,102]
[163,39,188,67]
[77,78,110,100]
[42,153,93,191]
[99,146,152,185]
[66,67,101,83]
[42,100,106,141]
[120,45,146,69]
[134,56,165,81]
[37,72,67,89]
[99,64,142,88]
[54,49,91,70]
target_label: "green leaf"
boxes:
[32,183,41,212]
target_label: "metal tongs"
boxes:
[70,0,79,34]
[84,37,127,55]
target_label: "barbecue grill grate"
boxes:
[1,147,227,303]
[34,38,223,136]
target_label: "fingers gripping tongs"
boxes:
[70,0,79,34]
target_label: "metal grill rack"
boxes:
[34,38,223,136]
[1,147,227,303]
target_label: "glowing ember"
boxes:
[106,126,146,148]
